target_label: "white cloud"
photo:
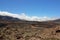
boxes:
[0,11,57,21]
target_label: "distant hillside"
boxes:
[0,15,22,22]
[0,15,60,28]
[52,19,60,23]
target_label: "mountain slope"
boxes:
[0,15,23,22]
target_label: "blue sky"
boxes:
[0,0,60,17]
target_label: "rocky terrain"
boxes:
[0,16,60,40]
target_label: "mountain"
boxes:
[0,15,60,25]
[53,19,60,22]
[0,15,60,23]
[0,15,22,22]
[49,19,60,24]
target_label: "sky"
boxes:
[0,0,60,21]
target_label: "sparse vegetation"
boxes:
[0,19,60,40]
